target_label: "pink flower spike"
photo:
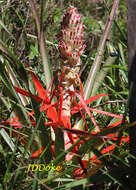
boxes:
[81,32,85,38]
[70,31,73,37]
[62,30,65,36]
[68,7,71,12]
[76,40,79,45]
[76,19,79,25]
[64,45,67,49]
[77,26,80,31]
[81,40,85,44]
[60,41,64,46]
[75,36,78,40]
[78,14,81,19]
[78,41,81,45]
[70,34,73,40]
[67,52,72,57]
[64,30,66,35]
[83,44,86,50]
[74,8,77,13]
[77,52,81,56]
[79,45,86,52]
[79,46,83,52]
[78,45,86,54]
[82,25,85,31]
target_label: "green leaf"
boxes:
[0,20,15,39]
[55,127,64,161]
[54,178,88,190]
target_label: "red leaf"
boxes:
[90,136,129,162]
[61,116,71,129]
[89,108,123,119]
[85,94,109,105]
[75,92,100,131]
[73,160,88,179]
[30,72,58,122]
[58,87,63,126]
[14,86,42,103]
[30,71,49,101]
[101,119,123,131]
[71,94,108,114]
[77,74,84,99]
[47,107,58,123]
[31,148,43,158]
[47,70,58,91]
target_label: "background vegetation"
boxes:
[0,0,129,189]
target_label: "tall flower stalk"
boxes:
[58,6,86,127]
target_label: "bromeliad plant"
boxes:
[0,1,129,189]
